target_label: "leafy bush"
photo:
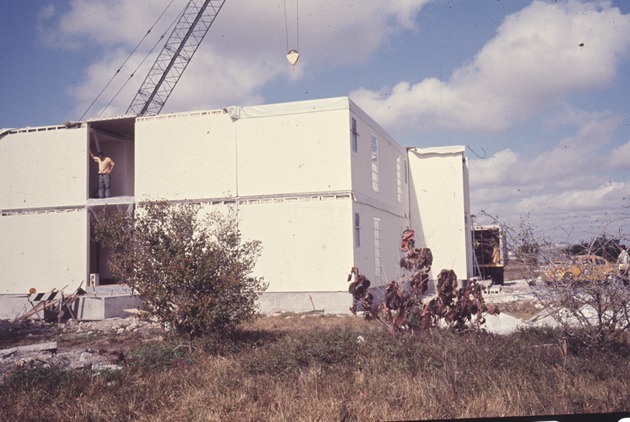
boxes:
[93,201,267,339]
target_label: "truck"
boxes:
[472,224,508,285]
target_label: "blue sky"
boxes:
[1,0,629,244]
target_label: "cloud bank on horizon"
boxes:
[16,0,630,241]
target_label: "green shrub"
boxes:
[93,201,267,340]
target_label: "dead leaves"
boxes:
[348,230,499,333]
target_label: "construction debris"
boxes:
[0,317,163,382]
[15,283,86,323]
[0,341,57,358]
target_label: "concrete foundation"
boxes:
[2,280,476,321]
[0,295,34,320]
[71,295,143,320]
[257,291,353,315]
[1,293,142,321]
[1,290,354,321]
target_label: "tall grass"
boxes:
[1,315,629,421]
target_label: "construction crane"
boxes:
[127,0,227,117]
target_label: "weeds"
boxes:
[3,365,81,392]
[126,340,193,370]
[243,327,361,375]
[1,316,630,421]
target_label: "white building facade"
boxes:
[0,97,472,314]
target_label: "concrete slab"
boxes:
[71,295,143,320]
[0,295,33,320]
[5,281,537,322]
[2,290,353,320]
[257,291,352,315]
[0,293,142,321]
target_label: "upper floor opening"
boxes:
[87,117,135,201]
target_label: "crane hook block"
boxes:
[286,49,300,69]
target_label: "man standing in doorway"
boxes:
[89,149,116,198]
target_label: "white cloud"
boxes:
[469,110,629,239]
[37,4,56,21]
[37,0,629,241]
[47,0,430,118]
[350,0,630,132]
[160,48,271,113]
[39,0,181,49]
[609,140,630,170]
[267,0,431,65]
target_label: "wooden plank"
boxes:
[14,299,60,322]
[0,341,58,357]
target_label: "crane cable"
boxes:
[97,7,185,118]
[98,1,184,118]
[283,0,300,69]
[78,0,178,121]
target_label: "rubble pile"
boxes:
[0,317,164,383]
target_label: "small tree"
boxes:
[93,200,267,339]
[348,229,499,333]
[566,235,622,263]
[487,214,630,346]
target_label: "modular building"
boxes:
[0,97,472,315]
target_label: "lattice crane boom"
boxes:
[127,0,227,116]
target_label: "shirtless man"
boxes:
[89,149,116,198]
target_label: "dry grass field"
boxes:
[1,313,630,421]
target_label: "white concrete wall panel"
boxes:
[0,128,88,209]
[237,199,354,292]
[351,202,409,288]
[236,110,351,197]
[349,109,408,216]
[462,160,473,277]
[134,112,237,200]
[408,149,470,280]
[0,211,87,294]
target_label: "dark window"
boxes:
[351,118,358,152]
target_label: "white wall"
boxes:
[462,159,473,278]
[351,202,408,287]
[0,211,87,294]
[236,102,352,197]
[237,198,354,292]
[135,111,238,200]
[135,100,354,201]
[0,127,88,209]
[347,101,410,288]
[408,147,471,280]
[349,105,409,216]
[0,98,472,304]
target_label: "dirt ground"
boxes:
[0,277,544,382]
[0,316,165,383]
